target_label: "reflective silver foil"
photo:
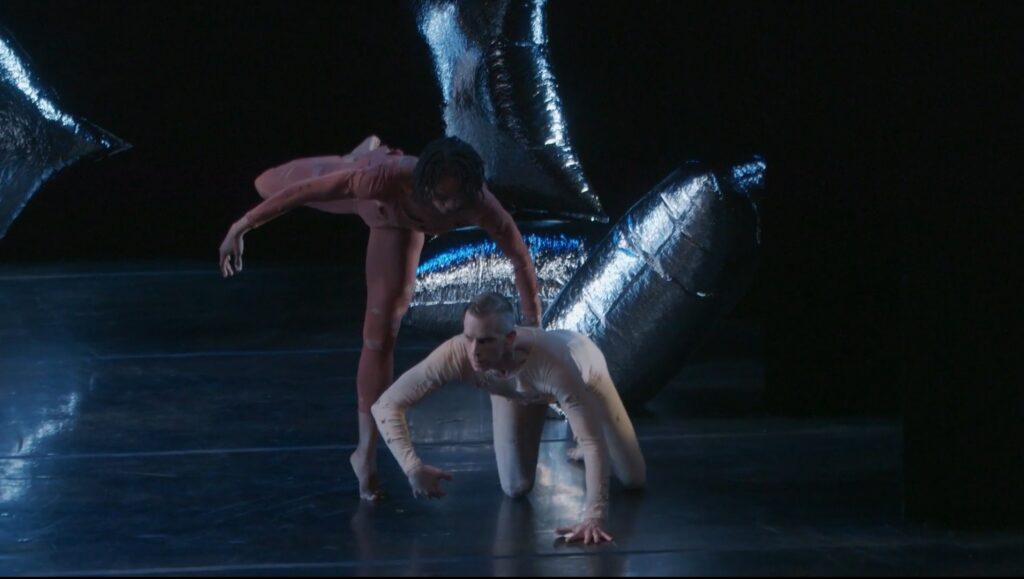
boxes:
[415,0,607,222]
[405,220,607,335]
[544,159,766,405]
[0,28,129,239]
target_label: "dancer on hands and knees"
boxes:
[372,292,646,544]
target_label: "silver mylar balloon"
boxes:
[415,0,607,223]
[405,220,608,335]
[0,28,129,239]
[543,158,766,406]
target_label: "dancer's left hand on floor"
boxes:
[556,518,613,545]
[408,464,454,499]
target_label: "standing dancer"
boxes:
[218,136,542,501]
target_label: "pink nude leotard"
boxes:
[243,144,543,414]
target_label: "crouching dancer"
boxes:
[371,292,646,544]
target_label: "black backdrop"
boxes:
[1,1,1018,420]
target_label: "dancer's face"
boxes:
[463,312,516,372]
[432,175,468,215]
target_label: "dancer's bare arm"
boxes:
[473,187,543,326]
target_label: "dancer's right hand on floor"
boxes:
[408,464,454,499]
[218,218,249,277]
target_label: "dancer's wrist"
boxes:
[234,215,254,233]
[404,459,424,477]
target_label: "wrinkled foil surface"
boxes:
[406,220,607,335]
[415,0,606,222]
[0,28,129,239]
[544,159,766,404]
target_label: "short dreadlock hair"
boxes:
[413,136,486,206]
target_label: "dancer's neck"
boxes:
[493,329,533,377]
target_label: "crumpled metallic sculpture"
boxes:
[406,220,608,335]
[0,28,129,239]
[415,0,607,223]
[543,159,766,405]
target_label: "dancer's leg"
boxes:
[350,227,425,500]
[252,137,380,203]
[350,134,381,155]
[492,396,548,498]
[254,155,353,198]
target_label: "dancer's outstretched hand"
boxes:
[218,219,249,277]
[556,518,613,545]
[408,464,453,499]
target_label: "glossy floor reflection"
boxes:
[1,262,1023,576]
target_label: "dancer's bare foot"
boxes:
[351,134,382,155]
[566,445,584,463]
[350,449,383,501]
[546,403,566,420]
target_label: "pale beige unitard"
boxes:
[371,326,646,521]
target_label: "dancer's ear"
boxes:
[505,329,517,346]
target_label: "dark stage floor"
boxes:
[1,262,1022,576]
